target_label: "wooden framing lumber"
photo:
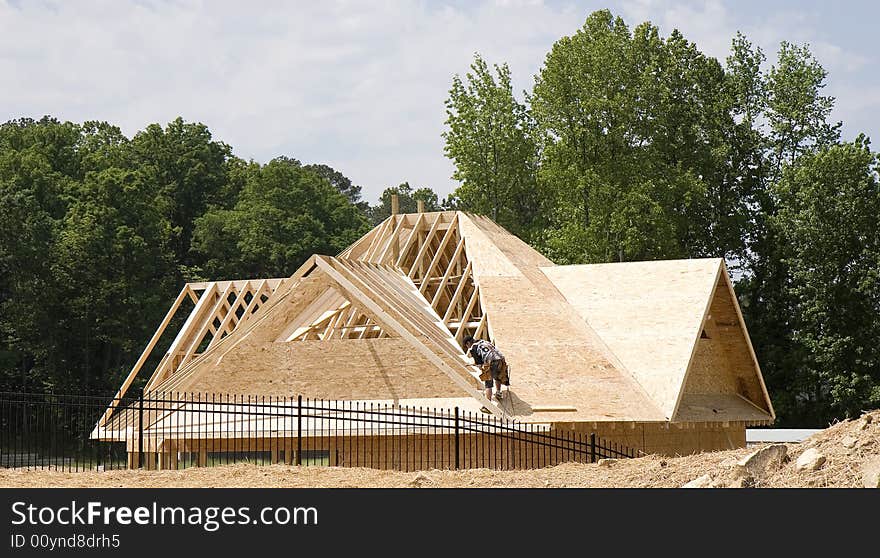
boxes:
[99,285,193,426]
[407,213,443,279]
[455,285,481,343]
[442,262,472,324]
[376,214,407,264]
[313,257,503,417]
[430,235,466,310]
[395,212,425,268]
[419,214,458,294]
[178,282,236,370]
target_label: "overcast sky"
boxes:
[2,0,877,203]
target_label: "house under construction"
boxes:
[95,206,774,466]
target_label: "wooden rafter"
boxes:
[98,285,193,426]
[395,212,425,268]
[376,215,407,264]
[364,218,392,261]
[443,262,472,325]
[419,214,459,294]
[455,285,481,343]
[431,235,466,309]
[407,213,443,279]
[313,257,503,417]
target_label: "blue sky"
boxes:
[1,0,877,203]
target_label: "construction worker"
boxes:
[463,335,509,405]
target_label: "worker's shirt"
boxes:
[468,340,503,365]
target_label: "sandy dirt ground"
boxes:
[2,410,877,488]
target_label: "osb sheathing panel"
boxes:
[459,213,553,272]
[176,339,465,400]
[151,273,337,393]
[460,215,664,423]
[542,258,722,418]
[682,276,770,414]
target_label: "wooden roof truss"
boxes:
[292,212,489,343]
[100,278,283,425]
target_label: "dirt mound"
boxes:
[2,410,877,488]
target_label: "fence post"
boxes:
[137,389,144,469]
[296,395,302,466]
[454,407,460,470]
[589,433,596,463]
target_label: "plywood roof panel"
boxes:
[542,258,722,418]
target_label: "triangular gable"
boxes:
[674,264,774,423]
[542,258,726,419]
[542,258,773,423]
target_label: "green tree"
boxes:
[193,157,369,278]
[734,38,845,426]
[0,117,81,389]
[443,54,539,237]
[53,166,176,392]
[129,118,235,269]
[763,139,880,425]
[528,11,735,263]
[303,163,368,212]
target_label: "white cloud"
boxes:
[0,1,876,203]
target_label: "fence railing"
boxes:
[0,390,639,472]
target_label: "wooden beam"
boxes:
[179,282,236,371]
[431,236,466,309]
[395,212,425,269]
[99,285,192,426]
[376,213,408,264]
[323,302,352,340]
[442,262,472,325]
[207,280,267,350]
[364,218,392,262]
[407,213,443,280]
[337,305,361,340]
[314,257,503,417]
[473,313,488,340]
[456,285,481,343]
[419,214,459,294]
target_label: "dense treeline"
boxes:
[1,10,877,427]
[444,10,880,426]
[0,117,379,395]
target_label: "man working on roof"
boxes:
[463,335,509,403]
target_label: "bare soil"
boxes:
[2,410,877,488]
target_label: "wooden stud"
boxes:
[443,262,472,324]
[314,257,502,417]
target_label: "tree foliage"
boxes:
[0,118,371,393]
[766,139,880,424]
[443,54,539,237]
[442,9,878,425]
[192,157,369,277]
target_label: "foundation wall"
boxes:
[124,421,748,470]
[555,421,747,456]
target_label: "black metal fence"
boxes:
[0,391,638,472]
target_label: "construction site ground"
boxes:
[2,411,877,488]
